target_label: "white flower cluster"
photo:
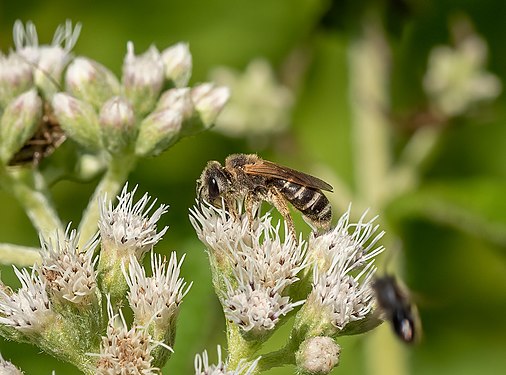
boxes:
[190,202,306,336]
[305,206,385,331]
[38,227,99,305]
[99,184,169,258]
[124,251,192,328]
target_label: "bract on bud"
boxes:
[0,53,33,108]
[191,83,230,127]
[0,89,42,163]
[122,42,165,115]
[65,57,120,110]
[52,93,101,151]
[156,87,194,119]
[135,108,182,157]
[99,96,136,154]
[161,42,192,88]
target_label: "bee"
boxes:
[197,153,333,236]
[372,275,421,344]
[8,102,66,166]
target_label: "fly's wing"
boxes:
[244,160,333,192]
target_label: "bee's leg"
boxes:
[267,187,296,240]
[224,196,239,221]
[244,192,261,230]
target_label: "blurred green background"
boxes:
[1,0,506,374]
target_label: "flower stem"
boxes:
[78,153,137,247]
[0,165,63,237]
[0,243,41,266]
[256,343,296,372]
[226,323,262,370]
[348,15,391,208]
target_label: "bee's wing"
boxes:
[244,160,333,192]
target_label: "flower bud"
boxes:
[161,42,192,87]
[99,96,136,154]
[122,42,165,115]
[65,57,120,110]
[0,89,42,163]
[33,46,71,100]
[156,87,194,118]
[0,53,33,108]
[52,93,101,151]
[191,83,229,127]
[135,108,182,157]
[296,336,340,375]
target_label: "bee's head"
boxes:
[196,160,232,207]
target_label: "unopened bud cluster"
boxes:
[0,20,229,166]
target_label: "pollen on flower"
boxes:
[94,297,171,375]
[194,345,260,375]
[38,226,99,305]
[123,251,191,327]
[99,184,169,258]
[0,266,53,333]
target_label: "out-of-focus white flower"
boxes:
[65,57,120,110]
[13,20,81,99]
[123,251,191,329]
[424,32,501,117]
[38,227,99,306]
[210,59,294,140]
[0,267,53,333]
[191,83,230,127]
[99,96,136,154]
[0,53,33,108]
[161,42,192,88]
[122,42,165,115]
[0,89,43,163]
[194,345,260,375]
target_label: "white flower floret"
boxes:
[38,226,99,305]
[93,296,172,375]
[0,266,53,333]
[123,251,192,327]
[99,184,169,258]
[194,345,260,375]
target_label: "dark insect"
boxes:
[372,275,421,344]
[196,153,333,236]
[8,102,66,166]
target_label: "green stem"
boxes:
[0,243,41,266]
[78,154,137,247]
[226,323,262,371]
[0,165,63,237]
[257,343,296,372]
[348,16,391,209]
[348,13,409,375]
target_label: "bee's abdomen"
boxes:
[273,180,332,228]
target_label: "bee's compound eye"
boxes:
[208,177,220,199]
